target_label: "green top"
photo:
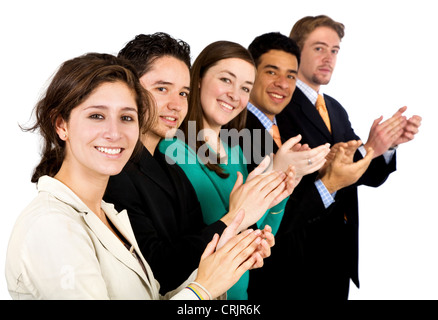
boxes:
[159,137,287,300]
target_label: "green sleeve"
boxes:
[255,197,288,236]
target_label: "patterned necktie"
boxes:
[316,94,331,133]
[270,124,282,148]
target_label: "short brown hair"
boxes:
[290,15,345,49]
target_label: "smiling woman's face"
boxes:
[56,81,140,178]
[199,58,255,132]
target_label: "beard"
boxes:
[312,73,332,86]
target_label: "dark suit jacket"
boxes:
[256,87,396,299]
[104,146,226,294]
[244,111,332,226]
[244,109,343,300]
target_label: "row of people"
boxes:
[5,15,421,300]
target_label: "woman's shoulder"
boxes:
[12,191,86,241]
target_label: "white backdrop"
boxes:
[1,0,436,300]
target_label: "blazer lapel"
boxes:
[246,111,278,154]
[136,146,176,199]
[295,89,333,142]
[82,204,158,297]
[324,97,343,143]
[38,176,160,298]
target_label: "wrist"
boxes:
[320,175,338,194]
[220,211,235,227]
[187,281,213,300]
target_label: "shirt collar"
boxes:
[247,102,277,131]
[296,79,324,106]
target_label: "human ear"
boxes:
[55,115,68,141]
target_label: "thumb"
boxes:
[201,233,220,261]
[281,134,302,151]
[333,146,346,163]
[362,147,374,165]
[371,116,383,130]
[227,209,245,235]
[249,155,271,179]
[216,209,245,251]
[231,171,244,193]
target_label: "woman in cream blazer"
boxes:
[6,176,199,300]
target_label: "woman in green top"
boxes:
[159,41,295,300]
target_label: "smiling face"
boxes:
[249,49,298,121]
[56,81,140,179]
[199,58,255,132]
[139,56,190,150]
[298,26,341,92]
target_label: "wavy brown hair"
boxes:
[23,53,155,183]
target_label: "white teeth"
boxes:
[270,93,284,99]
[96,147,122,155]
[163,116,176,121]
[219,102,234,110]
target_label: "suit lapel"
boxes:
[324,97,343,143]
[295,89,333,142]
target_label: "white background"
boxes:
[0,0,436,300]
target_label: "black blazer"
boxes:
[104,146,226,294]
[245,108,339,300]
[251,88,396,300]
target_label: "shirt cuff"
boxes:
[315,179,336,209]
[359,145,395,164]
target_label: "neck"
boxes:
[249,99,275,122]
[297,74,321,93]
[54,162,108,217]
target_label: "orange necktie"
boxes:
[270,124,282,148]
[316,94,331,133]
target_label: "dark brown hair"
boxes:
[181,41,255,178]
[23,53,155,183]
[290,15,345,50]
[118,32,191,77]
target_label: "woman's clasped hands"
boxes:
[194,210,273,299]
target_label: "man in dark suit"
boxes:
[245,32,378,300]
[273,15,422,299]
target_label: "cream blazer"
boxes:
[5,176,202,300]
